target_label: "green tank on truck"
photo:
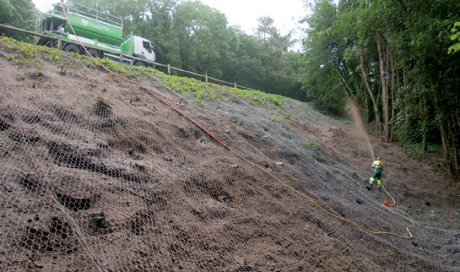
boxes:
[35,1,155,66]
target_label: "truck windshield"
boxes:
[142,41,152,53]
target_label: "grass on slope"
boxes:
[0,36,287,109]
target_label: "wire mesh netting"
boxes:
[0,41,459,271]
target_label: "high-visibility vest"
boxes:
[372,160,383,170]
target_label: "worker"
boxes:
[367,156,383,191]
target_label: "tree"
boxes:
[0,0,37,41]
[170,1,236,78]
[301,0,460,176]
[448,22,460,54]
[256,17,277,41]
[301,0,347,115]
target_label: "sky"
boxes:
[200,0,309,50]
[32,0,309,49]
[199,0,308,35]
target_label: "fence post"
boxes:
[167,64,171,75]
[57,36,62,50]
[234,82,237,88]
[119,53,123,63]
[205,74,208,83]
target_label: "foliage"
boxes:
[0,0,37,42]
[94,97,111,109]
[449,22,460,54]
[158,73,222,102]
[300,0,346,116]
[170,1,236,78]
[68,0,303,101]
[231,88,286,108]
[300,0,460,177]
[27,70,44,78]
[303,141,320,151]
[94,96,111,117]
[0,37,39,66]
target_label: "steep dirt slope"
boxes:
[0,43,459,272]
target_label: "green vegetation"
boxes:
[0,37,38,67]
[65,0,303,101]
[156,73,221,102]
[448,22,460,53]
[302,0,460,177]
[94,97,111,116]
[26,70,44,78]
[303,141,320,151]
[231,88,286,108]
[280,111,294,120]
[94,97,111,110]
[0,0,37,42]
[0,36,66,68]
[0,36,295,113]
[230,115,243,126]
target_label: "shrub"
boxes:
[303,141,320,151]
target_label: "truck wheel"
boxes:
[64,44,81,54]
[134,62,146,67]
[86,49,100,58]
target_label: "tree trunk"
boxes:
[434,95,458,177]
[439,124,452,176]
[402,59,409,144]
[421,98,427,152]
[449,113,459,174]
[359,50,382,136]
[377,30,389,142]
[393,62,401,142]
[333,65,357,100]
[390,49,396,141]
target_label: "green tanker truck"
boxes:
[35,1,155,66]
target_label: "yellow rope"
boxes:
[382,184,396,207]
[228,147,415,239]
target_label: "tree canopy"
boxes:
[301,0,460,177]
[0,0,37,41]
[68,0,303,99]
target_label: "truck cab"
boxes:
[119,34,155,66]
[128,36,155,65]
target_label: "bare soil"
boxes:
[0,46,459,272]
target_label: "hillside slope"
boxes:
[0,38,459,271]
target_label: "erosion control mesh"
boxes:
[0,41,459,271]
